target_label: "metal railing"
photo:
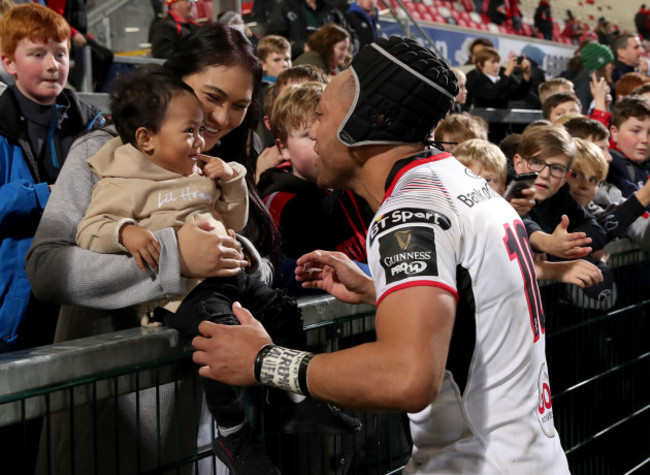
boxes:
[1,239,649,473]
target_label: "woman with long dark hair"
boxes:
[25,24,283,473]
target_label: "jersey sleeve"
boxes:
[367,169,460,305]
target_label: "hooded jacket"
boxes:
[0,86,103,345]
[76,138,249,253]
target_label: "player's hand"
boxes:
[548,214,593,259]
[255,145,284,184]
[508,186,536,216]
[295,251,376,305]
[192,302,272,386]
[197,154,235,181]
[120,224,161,272]
[177,222,247,278]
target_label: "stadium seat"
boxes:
[403,1,416,11]
[461,0,473,11]
[487,22,500,33]
[438,6,451,16]
[469,11,482,23]
[433,13,447,23]
[456,18,469,27]
[459,10,470,21]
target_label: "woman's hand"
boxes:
[177,223,248,278]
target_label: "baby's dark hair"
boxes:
[110,65,197,147]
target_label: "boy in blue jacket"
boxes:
[0,4,103,352]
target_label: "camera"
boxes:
[516,55,524,65]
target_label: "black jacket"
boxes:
[149,12,200,59]
[266,0,354,59]
[258,162,373,261]
[523,183,607,253]
[466,70,531,109]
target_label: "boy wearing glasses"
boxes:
[513,124,607,260]
[513,124,614,306]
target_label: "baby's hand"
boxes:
[120,224,161,272]
[198,154,235,182]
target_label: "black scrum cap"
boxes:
[337,36,459,147]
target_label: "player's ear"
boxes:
[136,127,154,154]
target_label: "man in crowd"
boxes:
[611,33,644,85]
[149,0,199,59]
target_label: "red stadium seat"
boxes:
[433,13,447,23]
[403,1,416,11]
[456,18,469,27]
[461,0,473,11]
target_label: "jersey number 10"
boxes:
[503,221,545,342]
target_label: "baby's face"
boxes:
[148,92,205,176]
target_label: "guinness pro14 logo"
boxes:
[379,226,438,284]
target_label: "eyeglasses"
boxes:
[521,155,569,179]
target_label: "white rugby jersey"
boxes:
[367,152,569,474]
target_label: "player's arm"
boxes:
[307,286,456,411]
[193,285,456,412]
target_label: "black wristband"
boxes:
[254,344,275,383]
[254,344,315,396]
[298,352,315,397]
